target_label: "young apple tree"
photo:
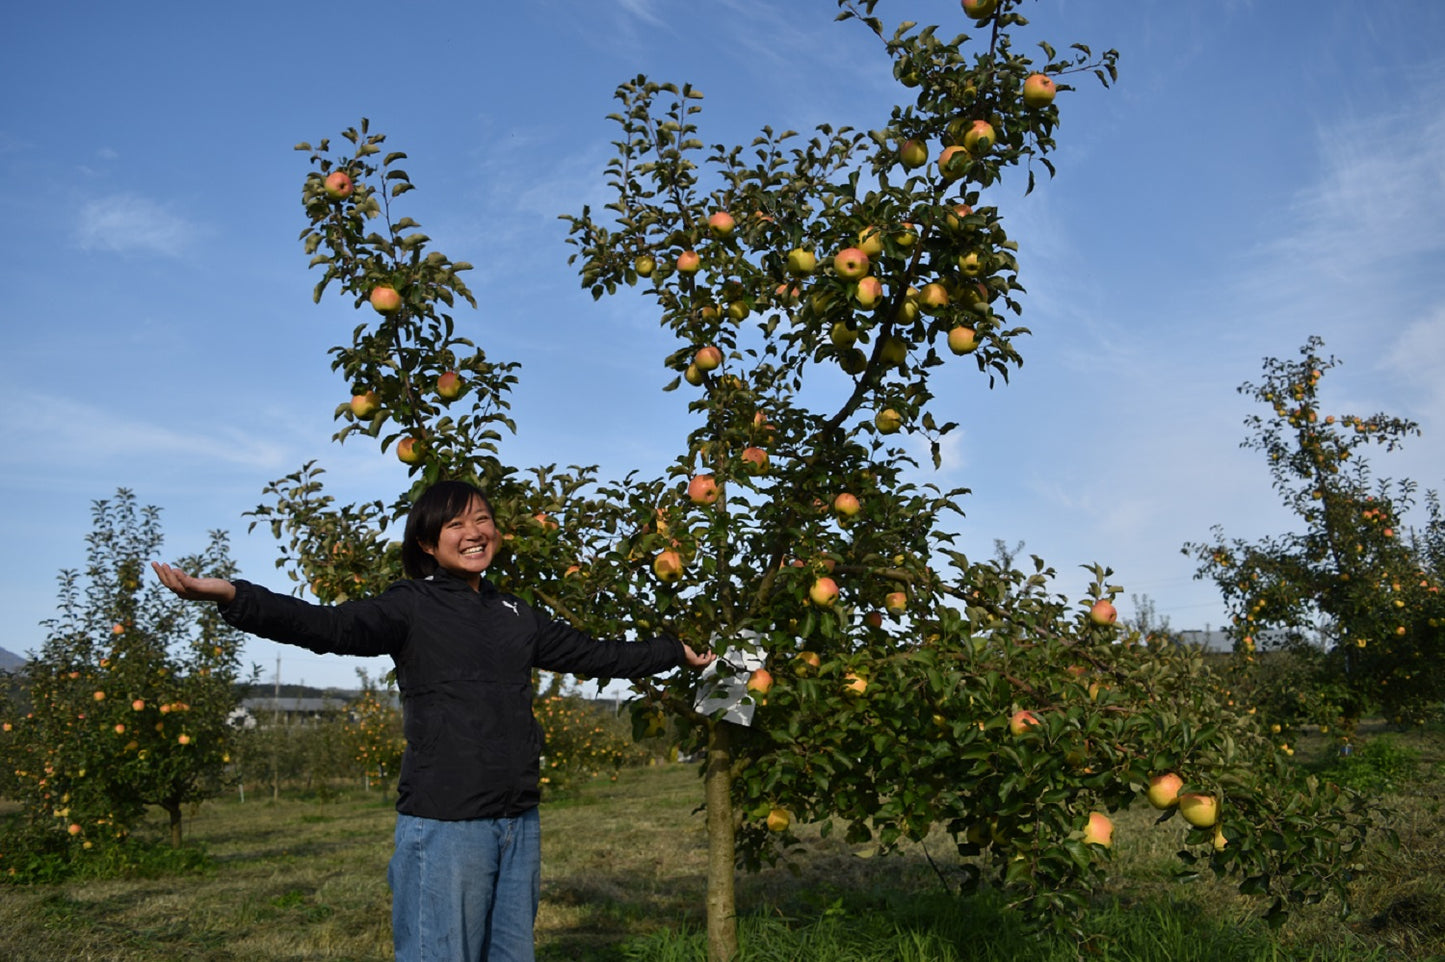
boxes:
[0,490,246,867]
[1187,336,1445,737]
[561,0,1373,952]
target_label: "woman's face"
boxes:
[421,495,496,588]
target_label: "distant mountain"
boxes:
[0,647,26,673]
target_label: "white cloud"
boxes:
[74,193,201,257]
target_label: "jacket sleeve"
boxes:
[219,579,411,658]
[531,617,684,679]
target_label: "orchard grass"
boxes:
[0,727,1441,962]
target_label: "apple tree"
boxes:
[0,490,247,869]
[559,1,1376,952]
[1187,337,1445,736]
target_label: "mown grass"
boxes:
[1,728,1441,962]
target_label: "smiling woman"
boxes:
[151,478,717,961]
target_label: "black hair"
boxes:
[401,480,493,580]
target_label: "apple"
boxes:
[1212,827,1228,852]
[683,364,704,386]
[964,120,996,155]
[694,345,723,371]
[1082,812,1114,848]
[854,275,883,310]
[436,371,463,401]
[786,248,817,276]
[111,623,125,636]
[747,668,773,696]
[843,672,868,695]
[773,282,800,306]
[863,610,883,629]
[878,336,908,368]
[707,211,735,237]
[918,282,949,313]
[369,286,402,315]
[727,300,749,321]
[946,326,979,355]
[653,548,684,584]
[676,250,701,274]
[809,576,839,607]
[178,733,191,745]
[93,690,106,702]
[323,170,354,200]
[961,0,998,20]
[740,446,769,475]
[1008,709,1040,736]
[1089,599,1118,626]
[830,322,858,348]
[833,247,870,281]
[766,807,791,832]
[1178,793,1219,828]
[688,474,720,505]
[898,138,929,169]
[958,251,985,277]
[1022,73,1057,108]
[839,348,868,375]
[885,591,907,615]
[894,223,918,248]
[857,226,885,257]
[833,492,861,518]
[874,408,903,434]
[132,699,145,711]
[1146,773,1184,810]
[945,203,974,230]
[396,435,425,465]
[796,651,821,671]
[350,391,380,418]
[68,823,82,836]
[634,254,655,277]
[937,144,968,181]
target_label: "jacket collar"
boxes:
[424,568,499,596]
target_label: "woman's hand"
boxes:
[679,642,717,671]
[151,562,237,605]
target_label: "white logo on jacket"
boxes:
[501,600,519,616]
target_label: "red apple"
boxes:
[436,371,463,401]
[854,275,883,310]
[863,610,883,629]
[809,576,839,607]
[833,492,861,518]
[843,672,868,695]
[688,474,720,505]
[741,446,769,475]
[1089,599,1118,626]
[707,210,736,237]
[323,170,354,200]
[964,120,996,155]
[653,548,684,584]
[1022,73,1057,108]
[918,282,949,313]
[937,144,968,181]
[396,435,424,465]
[747,668,773,695]
[796,651,821,671]
[676,250,701,274]
[1008,709,1040,736]
[369,286,402,315]
[947,326,978,355]
[694,345,723,371]
[1083,812,1114,848]
[833,247,870,281]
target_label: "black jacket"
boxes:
[220,571,683,820]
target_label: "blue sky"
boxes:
[3,1,1443,692]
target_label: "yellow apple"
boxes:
[854,275,883,310]
[1022,73,1057,108]
[1178,793,1219,828]
[918,282,949,313]
[961,0,998,20]
[874,408,903,434]
[653,549,684,584]
[964,120,996,155]
[396,436,425,465]
[1212,827,1228,852]
[747,668,773,696]
[786,248,817,276]
[885,591,907,614]
[684,364,704,386]
[857,226,885,256]
[436,371,463,401]
[796,651,821,671]
[843,671,868,695]
[947,326,978,355]
[1008,709,1040,736]
[1082,812,1114,848]
[937,144,968,181]
[1088,599,1118,626]
[766,807,791,832]
[1146,773,1183,810]
[694,345,723,371]
[898,138,928,169]
[830,322,859,348]
[833,492,861,518]
[634,254,655,277]
[707,211,735,237]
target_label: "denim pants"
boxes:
[388,809,541,962]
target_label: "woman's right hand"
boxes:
[151,562,237,604]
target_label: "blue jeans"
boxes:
[388,809,541,962]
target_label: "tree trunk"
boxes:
[163,801,183,848]
[704,718,738,962]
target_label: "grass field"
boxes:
[1,727,1442,961]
